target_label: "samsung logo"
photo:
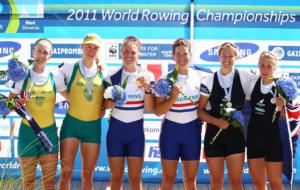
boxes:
[200,42,259,62]
[0,41,21,58]
[54,100,69,115]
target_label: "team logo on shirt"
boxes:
[255,99,265,115]
[30,90,46,107]
[256,99,265,107]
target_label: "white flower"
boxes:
[104,86,114,99]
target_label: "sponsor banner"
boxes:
[118,43,172,60]
[0,0,300,184]
[269,45,300,61]
[3,1,300,33]
[31,44,82,59]
[289,73,300,89]
[194,4,299,29]
[199,0,300,6]
[195,40,265,66]
[54,100,69,115]
[199,42,259,62]
[0,41,22,58]
[195,40,300,70]
[144,120,161,140]
[1,1,191,33]
[144,142,160,162]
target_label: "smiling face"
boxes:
[81,43,100,63]
[258,52,277,83]
[173,45,191,68]
[32,39,52,72]
[121,42,140,70]
[218,44,238,74]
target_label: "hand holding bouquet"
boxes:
[104,85,127,106]
[7,53,32,83]
[155,79,173,97]
[271,77,298,123]
[210,106,245,145]
[0,94,14,118]
[104,76,128,122]
[0,94,53,152]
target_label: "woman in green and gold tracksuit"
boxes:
[9,38,66,190]
[58,33,105,190]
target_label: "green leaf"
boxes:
[114,86,121,100]
[230,120,243,131]
[6,101,14,110]
[122,76,129,89]
[167,66,179,85]
[28,59,34,65]
[11,50,17,59]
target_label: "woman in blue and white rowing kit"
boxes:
[155,38,205,190]
[104,36,155,190]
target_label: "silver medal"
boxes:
[270,97,276,104]
[226,101,232,108]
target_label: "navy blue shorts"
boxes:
[107,117,145,157]
[159,119,201,161]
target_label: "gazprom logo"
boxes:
[0,41,21,57]
[200,42,259,62]
[269,45,300,61]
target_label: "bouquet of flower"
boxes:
[0,95,13,119]
[155,66,198,105]
[271,77,298,123]
[155,79,173,97]
[104,76,128,123]
[0,94,53,152]
[7,53,31,83]
[210,107,245,145]
[104,85,127,106]
[155,65,178,97]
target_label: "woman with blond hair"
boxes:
[9,38,66,190]
[246,51,285,190]
[198,42,257,190]
[58,33,105,190]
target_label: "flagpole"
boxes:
[285,106,294,189]
[190,0,195,65]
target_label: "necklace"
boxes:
[81,61,95,102]
[217,69,235,108]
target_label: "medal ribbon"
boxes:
[80,61,96,99]
[217,69,235,102]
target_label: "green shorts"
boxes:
[18,123,58,158]
[60,113,101,144]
